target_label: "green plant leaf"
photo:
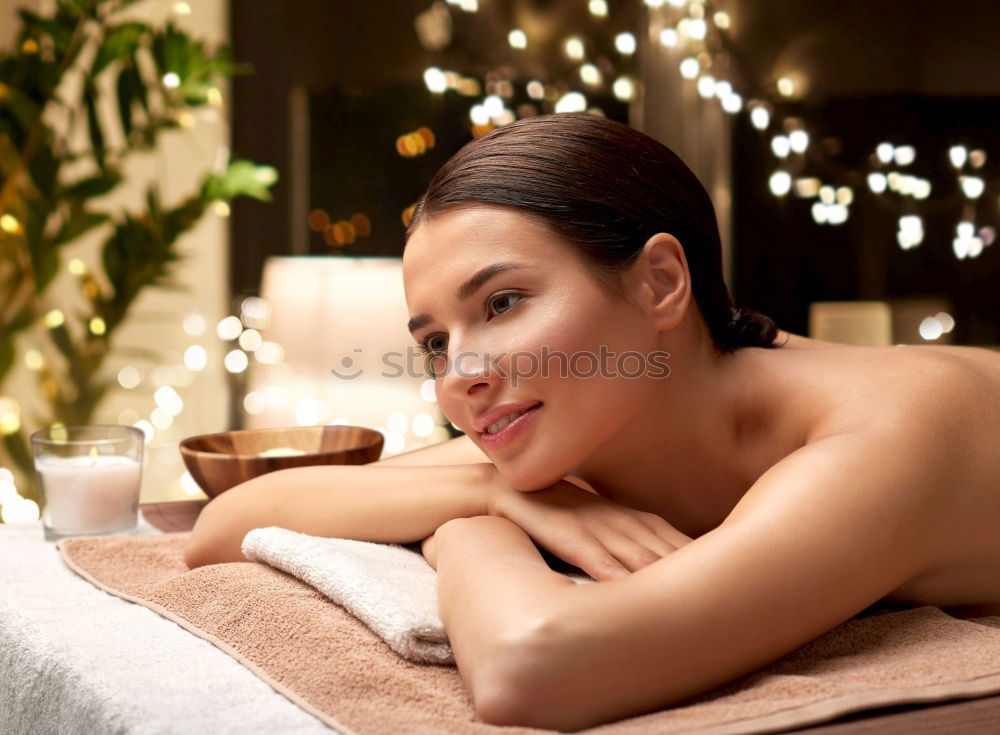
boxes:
[17,10,73,57]
[26,139,59,202]
[62,171,121,201]
[0,82,42,134]
[47,321,76,363]
[53,210,110,246]
[0,337,14,384]
[91,22,146,77]
[84,81,105,169]
[23,198,50,293]
[201,159,279,202]
[116,65,139,138]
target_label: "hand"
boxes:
[488,478,694,582]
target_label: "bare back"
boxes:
[738,333,1000,612]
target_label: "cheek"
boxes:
[434,388,467,433]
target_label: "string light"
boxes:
[216,315,242,340]
[564,37,585,60]
[696,75,715,98]
[659,28,678,47]
[614,32,636,55]
[893,145,916,166]
[876,142,895,164]
[589,0,608,17]
[897,216,924,249]
[580,64,601,85]
[949,145,968,168]
[117,366,141,389]
[412,0,998,276]
[423,67,447,93]
[771,135,790,158]
[184,345,208,371]
[788,129,809,153]
[960,176,985,199]
[224,349,249,373]
[555,91,587,113]
[183,313,206,336]
[0,214,21,234]
[769,171,792,196]
[679,57,700,79]
[750,103,770,130]
[612,77,635,102]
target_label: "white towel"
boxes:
[241,526,594,665]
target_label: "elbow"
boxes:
[472,622,567,730]
[182,499,242,569]
[183,527,220,569]
[183,526,252,568]
[183,537,211,569]
[474,668,568,731]
[472,660,532,728]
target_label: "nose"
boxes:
[436,346,500,398]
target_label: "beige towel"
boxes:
[240,526,593,665]
[57,533,1000,735]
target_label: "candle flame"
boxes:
[89,445,98,457]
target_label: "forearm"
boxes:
[432,516,578,717]
[185,462,496,567]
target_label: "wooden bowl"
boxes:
[179,425,384,498]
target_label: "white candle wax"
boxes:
[35,455,141,534]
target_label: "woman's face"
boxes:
[403,206,665,491]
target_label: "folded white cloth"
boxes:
[241,526,593,665]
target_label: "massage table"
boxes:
[2,501,998,734]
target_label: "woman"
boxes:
[187,112,1000,731]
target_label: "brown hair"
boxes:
[405,112,779,353]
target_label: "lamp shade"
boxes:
[245,256,450,457]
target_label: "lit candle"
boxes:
[35,447,141,534]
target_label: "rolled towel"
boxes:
[241,526,593,665]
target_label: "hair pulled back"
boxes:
[405,112,778,353]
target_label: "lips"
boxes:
[473,400,544,434]
[478,402,543,451]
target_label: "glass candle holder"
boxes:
[31,425,144,541]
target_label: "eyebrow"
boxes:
[407,262,524,334]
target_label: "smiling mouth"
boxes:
[477,402,544,451]
[481,402,542,435]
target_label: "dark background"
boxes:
[732,96,1000,343]
[230,0,1000,343]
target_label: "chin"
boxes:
[495,463,565,493]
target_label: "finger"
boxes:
[600,515,679,559]
[553,532,632,582]
[637,511,695,548]
[591,529,665,573]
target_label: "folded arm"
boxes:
[436,430,947,730]
[184,433,497,568]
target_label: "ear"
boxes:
[627,233,692,331]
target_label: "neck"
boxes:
[571,341,774,537]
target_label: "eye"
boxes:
[486,290,523,317]
[417,333,448,356]
[415,290,525,357]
